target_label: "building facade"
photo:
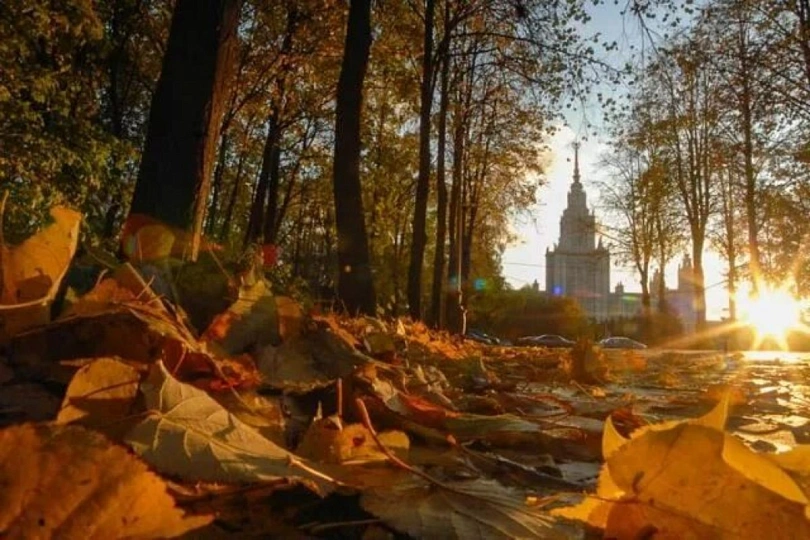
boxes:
[545,145,611,320]
[543,146,697,327]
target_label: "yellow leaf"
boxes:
[1,206,81,305]
[57,357,142,439]
[0,206,80,340]
[604,423,810,538]
[602,415,628,459]
[0,423,210,539]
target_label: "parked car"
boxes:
[598,336,647,350]
[516,334,575,348]
[465,329,501,345]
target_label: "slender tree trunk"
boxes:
[219,148,246,241]
[245,111,278,245]
[407,0,436,320]
[429,39,450,328]
[207,130,230,235]
[446,96,465,333]
[129,0,240,257]
[332,0,376,315]
[739,34,760,288]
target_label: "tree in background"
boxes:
[332,0,376,315]
[129,0,241,258]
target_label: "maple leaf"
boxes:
[0,423,210,539]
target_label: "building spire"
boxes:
[573,141,581,185]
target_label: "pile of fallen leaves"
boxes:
[5,211,810,539]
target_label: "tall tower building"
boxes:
[545,144,611,320]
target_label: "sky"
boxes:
[500,2,731,321]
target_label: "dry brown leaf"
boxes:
[125,362,335,490]
[361,478,582,539]
[202,279,280,354]
[56,357,142,438]
[296,418,409,464]
[0,423,210,539]
[61,278,138,317]
[276,295,303,341]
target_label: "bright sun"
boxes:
[737,285,804,349]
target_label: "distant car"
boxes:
[598,336,647,350]
[516,334,575,348]
[465,329,501,345]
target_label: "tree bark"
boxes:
[407,0,436,321]
[245,111,279,245]
[129,0,241,256]
[332,0,376,315]
[206,130,230,235]
[429,47,450,328]
[219,146,246,241]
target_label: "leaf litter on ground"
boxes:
[7,214,810,537]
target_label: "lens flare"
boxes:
[737,285,804,350]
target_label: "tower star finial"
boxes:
[573,141,581,185]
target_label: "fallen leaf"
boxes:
[203,279,280,353]
[361,478,582,539]
[556,394,810,538]
[276,295,303,341]
[1,206,81,304]
[0,206,81,340]
[296,417,409,464]
[56,357,142,438]
[0,423,210,539]
[11,303,258,390]
[61,278,138,317]
[125,362,335,490]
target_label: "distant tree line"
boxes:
[601,0,810,330]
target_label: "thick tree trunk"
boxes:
[407,0,436,321]
[332,0,376,315]
[429,43,450,328]
[129,0,240,257]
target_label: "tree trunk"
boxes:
[739,26,760,289]
[332,0,376,315]
[429,35,450,328]
[446,94,465,334]
[129,0,240,258]
[407,0,436,321]
[219,147,246,241]
[246,110,278,245]
[207,130,230,235]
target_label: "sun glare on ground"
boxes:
[737,284,805,350]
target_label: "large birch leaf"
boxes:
[125,362,334,490]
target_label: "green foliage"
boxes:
[467,286,589,341]
[0,0,110,236]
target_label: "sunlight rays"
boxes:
[736,282,808,351]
